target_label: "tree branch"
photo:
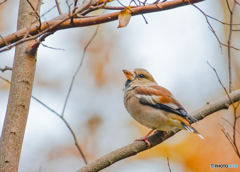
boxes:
[77,89,240,172]
[228,1,236,93]
[0,0,204,49]
[0,66,12,72]
[0,0,41,171]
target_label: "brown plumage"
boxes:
[123,68,203,147]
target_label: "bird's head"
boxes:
[123,68,157,88]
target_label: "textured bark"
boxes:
[0,1,41,171]
[77,89,240,172]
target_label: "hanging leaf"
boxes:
[96,0,113,5]
[118,7,132,28]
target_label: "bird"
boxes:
[123,68,204,147]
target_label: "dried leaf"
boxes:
[118,7,132,28]
[96,0,113,5]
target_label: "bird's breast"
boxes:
[124,90,175,131]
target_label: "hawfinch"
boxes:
[123,68,204,146]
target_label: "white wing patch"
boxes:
[136,94,158,105]
[164,103,179,110]
[136,94,179,110]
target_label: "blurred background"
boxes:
[0,0,240,171]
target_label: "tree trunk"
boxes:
[0,0,41,171]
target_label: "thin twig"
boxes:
[132,0,148,24]
[0,66,12,73]
[235,0,240,6]
[167,157,171,172]
[31,96,89,165]
[232,106,240,157]
[55,0,62,15]
[226,1,240,158]
[207,15,240,25]
[0,5,82,52]
[226,0,232,13]
[40,43,65,51]
[26,0,40,19]
[0,76,11,84]
[208,61,240,158]
[0,76,89,165]
[26,0,42,33]
[79,3,105,16]
[61,25,99,117]
[31,32,54,51]
[41,4,58,19]
[207,61,234,105]
[221,117,240,134]
[219,123,236,151]
[0,0,7,5]
[188,0,240,52]
[70,0,79,25]
[0,0,99,52]
[228,1,236,93]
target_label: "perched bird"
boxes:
[123,68,204,146]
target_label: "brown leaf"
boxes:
[118,7,132,28]
[96,0,113,5]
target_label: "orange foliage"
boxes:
[118,7,132,28]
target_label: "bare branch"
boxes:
[0,66,12,73]
[189,1,240,52]
[0,0,7,5]
[25,0,42,37]
[0,0,205,50]
[167,157,171,172]
[227,1,236,93]
[31,96,89,164]
[207,62,234,105]
[0,76,89,165]
[40,43,65,51]
[77,89,240,172]
[219,123,236,151]
[26,0,41,19]
[31,32,54,51]
[226,0,232,13]
[131,0,148,24]
[61,25,99,118]
[221,117,240,134]
[207,15,240,25]
[235,0,240,6]
[0,76,11,84]
[55,0,62,15]
[208,62,240,158]
[232,108,240,157]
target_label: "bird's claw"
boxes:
[135,137,151,147]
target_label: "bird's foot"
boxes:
[135,136,151,147]
[135,129,155,147]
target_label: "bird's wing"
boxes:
[134,85,198,123]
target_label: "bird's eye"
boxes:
[139,74,144,78]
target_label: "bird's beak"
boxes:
[123,70,135,81]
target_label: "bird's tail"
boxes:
[181,122,204,139]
